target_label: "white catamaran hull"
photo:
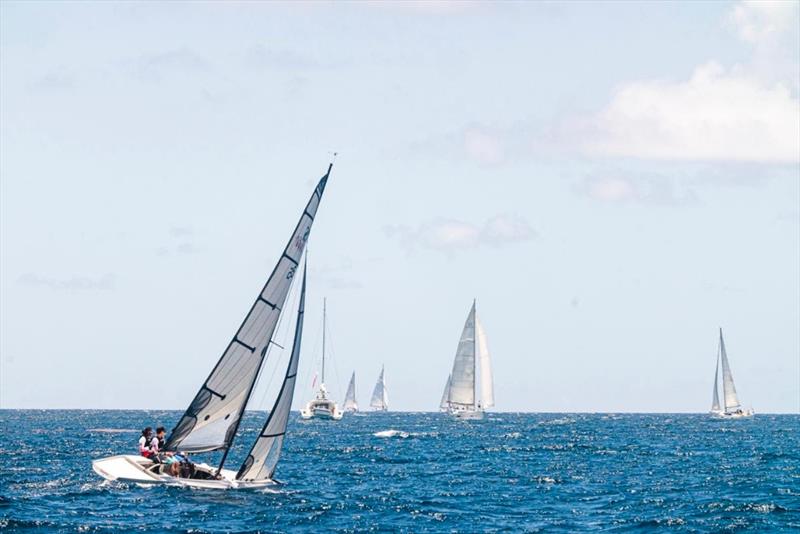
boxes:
[300,407,343,420]
[92,455,275,490]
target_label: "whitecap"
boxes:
[373,429,409,438]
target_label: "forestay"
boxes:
[475,316,494,408]
[343,372,357,411]
[166,168,330,453]
[719,329,740,411]
[448,303,476,407]
[237,263,307,481]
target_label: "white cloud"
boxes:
[576,174,697,206]
[463,126,505,165]
[384,214,535,254]
[728,0,799,46]
[573,62,799,163]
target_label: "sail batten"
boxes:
[165,169,330,455]
[236,263,307,481]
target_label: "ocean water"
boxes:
[0,411,798,532]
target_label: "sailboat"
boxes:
[710,328,754,419]
[439,375,451,412]
[442,300,493,420]
[91,164,332,489]
[343,372,358,413]
[300,299,343,420]
[369,366,388,411]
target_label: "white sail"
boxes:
[711,347,721,413]
[439,374,451,411]
[370,366,388,410]
[719,329,741,411]
[237,262,307,481]
[343,372,358,412]
[448,303,476,407]
[475,315,494,408]
[165,167,330,454]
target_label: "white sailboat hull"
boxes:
[450,408,484,420]
[300,399,343,420]
[91,455,275,490]
[711,409,755,419]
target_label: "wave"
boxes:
[374,429,410,438]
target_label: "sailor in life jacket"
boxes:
[138,427,155,458]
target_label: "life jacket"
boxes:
[139,434,154,456]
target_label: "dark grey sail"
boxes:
[165,165,331,456]
[237,261,307,481]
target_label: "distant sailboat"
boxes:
[343,372,358,413]
[92,164,332,489]
[442,300,494,420]
[710,328,754,419]
[439,374,451,412]
[300,298,343,420]
[370,366,389,411]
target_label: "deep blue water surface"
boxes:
[0,411,798,532]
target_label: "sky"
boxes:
[1,1,798,413]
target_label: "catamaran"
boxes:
[369,366,389,411]
[710,328,754,419]
[91,165,332,489]
[442,300,494,420]
[300,298,343,420]
[343,372,358,413]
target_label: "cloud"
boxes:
[463,126,505,165]
[728,0,799,46]
[576,174,697,206]
[245,45,318,71]
[570,62,799,163]
[17,273,116,291]
[127,49,211,82]
[384,214,535,254]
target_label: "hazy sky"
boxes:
[1,1,798,413]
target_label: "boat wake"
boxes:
[374,429,410,439]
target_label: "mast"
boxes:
[473,299,477,410]
[322,298,326,385]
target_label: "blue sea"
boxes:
[0,411,798,532]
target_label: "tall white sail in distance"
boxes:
[439,374,451,411]
[475,315,494,408]
[237,261,307,481]
[448,303,476,407]
[165,167,330,454]
[719,328,741,411]
[370,366,388,410]
[343,372,358,412]
[711,346,721,413]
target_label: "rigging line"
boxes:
[252,250,306,411]
[323,311,344,397]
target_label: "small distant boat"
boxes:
[442,300,494,420]
[710,328,754,419]
[343,371,358,413]
[300,299,343,420]
[92,164,331,489]
[438,374,451,412]
[370,366,389,411]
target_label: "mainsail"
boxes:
[343,372,358,412]
[719,328,741,411]
[448,302,476,407]
[439,374,451,411]
[237,262,307,481]
[165,166,330,457]
[711,346,721,413]
[370,366,388,410]
[475,315,494,408]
